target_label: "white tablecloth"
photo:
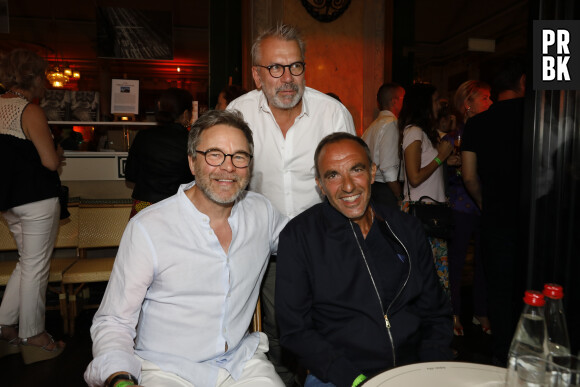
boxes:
[364,361,506,387]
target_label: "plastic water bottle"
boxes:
[543,283,571,362]
[507,291,548,373]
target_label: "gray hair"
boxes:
[188,109,254,156]
[251,24,306,65]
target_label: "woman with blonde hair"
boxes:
[454,80,492,123]
[0,49,66,363]
[445,80,492,336]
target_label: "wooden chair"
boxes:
[61,201,131,335]
[250,296,262,332]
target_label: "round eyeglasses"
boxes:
[254,62,306,78]
[195,149,253,168]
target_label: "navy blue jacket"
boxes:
[276,200,453,387]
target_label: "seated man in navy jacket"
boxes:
[275,132,452,387]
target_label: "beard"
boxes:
[262,78,305,110]
[194,171,250,205]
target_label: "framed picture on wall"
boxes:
[97,7,173,60]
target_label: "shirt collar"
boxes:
[378,110,396,119]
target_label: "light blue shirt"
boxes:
[84,182,288,387]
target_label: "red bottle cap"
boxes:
[523,290,545,306]
[543,283,564,299]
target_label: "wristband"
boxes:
[352,374,367,387]
[434,157,442,166]
[108,373,138,387]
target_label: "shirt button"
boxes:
[209,230,213,235]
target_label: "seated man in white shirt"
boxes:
[84,110,288,387]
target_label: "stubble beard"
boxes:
[195,172,250,205]
[263,78,305,110]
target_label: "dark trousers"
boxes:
[262,259,297,386]
[481,224,525,366]
[448,210,487,316]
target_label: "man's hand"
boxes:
[106,372,142,387]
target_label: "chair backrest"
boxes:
[0,216,17,251]
[55,206,80,249]
[1,207,79,252]
[78,203,131,250]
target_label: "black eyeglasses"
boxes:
[195,149,253,168]
[254,62,306,78]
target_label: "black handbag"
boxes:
[407,196,454,239]
[405,167,454,239]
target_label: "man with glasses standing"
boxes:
[228,24,356,386]
[85,110,288,387]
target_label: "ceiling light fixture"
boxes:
[46,59,81,88]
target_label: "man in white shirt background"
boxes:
[228,24,355,386]
[84,110,288,387]
[362,83,405,208]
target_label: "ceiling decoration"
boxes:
[301,0,351,23]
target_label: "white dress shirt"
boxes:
[84,182,288,387]
[361,110,400,184]
[228,87,356,218]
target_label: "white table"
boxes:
[363,361,506,387]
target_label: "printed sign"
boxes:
[533,20,580,90]
[111,79,139,114]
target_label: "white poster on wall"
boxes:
[111,79,139,114]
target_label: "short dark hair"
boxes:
[251,24,305,65]
[0,49,47,92]
[314,132,373,179]
[156,88,194,124]
[377,83,402,111]
[188,109,254,157]
[492,56,525,94]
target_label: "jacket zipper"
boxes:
[383,217,412,368]
[349,218,412,368]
